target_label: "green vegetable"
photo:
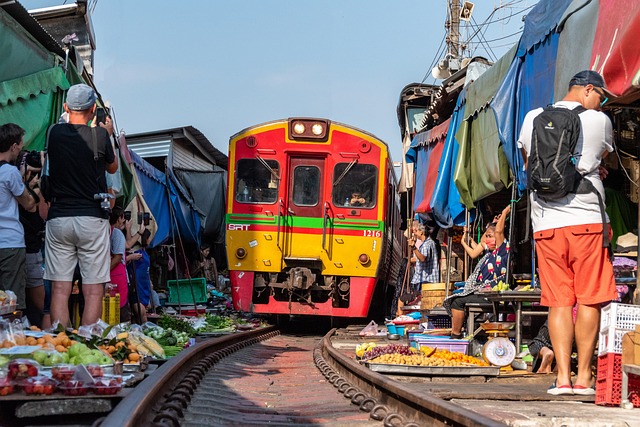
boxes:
[158,315,196,336]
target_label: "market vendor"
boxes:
[443,205,510,339]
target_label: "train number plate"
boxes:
[363,230,381,237]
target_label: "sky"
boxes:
[23,0,532,164]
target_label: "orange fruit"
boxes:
[55,345,67,353]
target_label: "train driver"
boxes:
[350,192,366,207]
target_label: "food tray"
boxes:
[362,362,500,377]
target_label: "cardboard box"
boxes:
[622,330,640,366]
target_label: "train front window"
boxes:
[292,166,320,206]
[235,159,279,204]
[333,163,377,208]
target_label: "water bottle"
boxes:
[344,197,350,206]
[242,186,249,201]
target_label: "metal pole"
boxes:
[449,0,461,59]
[505,181,517,288]
[444,234,452,299]
[464,208,470,279]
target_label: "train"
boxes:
[225,118,404,318]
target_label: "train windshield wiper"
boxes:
[256,155,280,180]
[333,158,358,187]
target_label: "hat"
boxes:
[569,70,615,97]
[65,84,96,111]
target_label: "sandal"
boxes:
[572,384,596,396]
[547,380,574,395]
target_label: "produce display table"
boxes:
[483,291,547,350]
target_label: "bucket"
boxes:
[421,282,451,310]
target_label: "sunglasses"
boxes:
[593,87,608,107]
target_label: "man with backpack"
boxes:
[44,84,118,327]
[518,70,617,396]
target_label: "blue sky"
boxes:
[24,1,531,163]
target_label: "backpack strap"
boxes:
[0,160,8,168]
[91,127,98,161]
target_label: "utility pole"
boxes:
[446,0,461,59]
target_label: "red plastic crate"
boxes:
[595,353,640,407]
[597,353,622,382]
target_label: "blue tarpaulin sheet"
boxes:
[431,88,472,228]
[516,0,574,57]
[130,151,202,247]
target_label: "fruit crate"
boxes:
[409,335,469,354]
[598,303,640,355]
[167,278,208,304]
[425,315,452,329]
[596,353,640,406]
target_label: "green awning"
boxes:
[454,108,510,207]
[0,8,55,82]
[464,44,518,120]
[0,67,70,150]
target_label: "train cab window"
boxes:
[292,166,320,206]
[235,159,279,204]
[332,163,377,208]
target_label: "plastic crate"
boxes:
[410,336,469,354]
[600,303,640,332]
[167,278,208,304]
[598,303,640,355]
[595,353,640,407]
[425,315,452,329]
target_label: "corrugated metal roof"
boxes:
[1,1,65,57]
[125,126,228,171]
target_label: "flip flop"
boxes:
[547,380,574,395]
[572,384,596,396]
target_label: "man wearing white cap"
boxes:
[44,83,118,327]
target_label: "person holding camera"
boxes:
[0,123,38,312]
[44,84,118,327]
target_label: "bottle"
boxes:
[344,197,350,206]
[242,186,249,201]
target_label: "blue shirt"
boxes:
[0,163,25,249]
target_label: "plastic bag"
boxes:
[359,320,378,337]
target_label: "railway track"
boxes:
[98,326,504,427]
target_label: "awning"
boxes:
[517,0,574,57]
[554,0,599,98]
[0,67,69,150]
[464,44,517,119]
[432,90,472,228]
[130,151,203,247]
[590,0,640,98]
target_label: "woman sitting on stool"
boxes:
[443,205,511,338]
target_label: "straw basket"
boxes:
[421,283,451,310]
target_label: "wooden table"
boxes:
[483,291,547,350]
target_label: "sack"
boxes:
[527,105,586,199]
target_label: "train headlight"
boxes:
[293,122,306,135]
[288,119,329,141]
[311,123,324,136]
[358,254,370,265]
[236,248,247,259]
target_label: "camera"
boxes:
[24,151,42,169]
[94,193,114,213]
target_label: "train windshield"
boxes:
[332,163,377,208]
[292,166,321,206]
[235,159,279,204]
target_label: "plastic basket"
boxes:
[598,303,640,356]
[425,315,452,330]
[167,278,208,304]
[410,336,469,354]
[600,303,640,332]
[595,354,640,407]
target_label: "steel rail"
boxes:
[319,329,507,427]
[97,326,278,427]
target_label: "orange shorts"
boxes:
[534,223,616,307]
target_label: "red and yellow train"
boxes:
[226,118,404,318]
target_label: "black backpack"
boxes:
[526,105,609,248]
[527,105,586,199]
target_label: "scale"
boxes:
[480,322,516,367]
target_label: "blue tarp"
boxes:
[491,0,571,193]
[516,0,574,56]
[130,151,202,248]
[431,88,472,228]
